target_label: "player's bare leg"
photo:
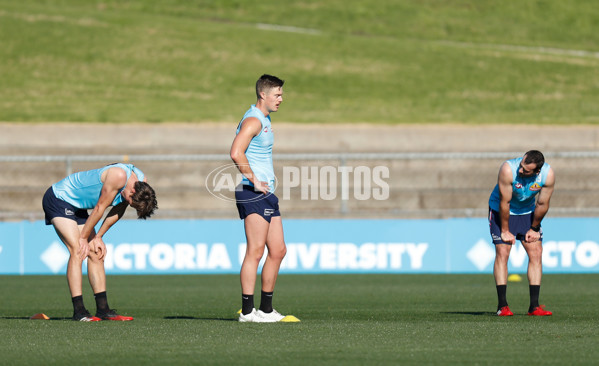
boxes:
[494,243,513,316]
[261,216,286,293]
[521,240,543,286]
[240,213,269,295]
[253,216,288,321]
[522,240,550,315]
[85,229,107,295]
[81,228,133,321]
[50,218,100,321]
[493,243,512,286]
[51,217,84,297]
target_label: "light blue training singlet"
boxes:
[52,163,145,209]
[489,157,550,215]
[236,105,275,192]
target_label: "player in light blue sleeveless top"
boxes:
[42,163,157,321]
[230,74,297,323]
[489,157,551,215]
[235,105,275,192]
[52,163,146,209]
[487,150,555,317]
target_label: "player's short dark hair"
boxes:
[131,181,158,219]
[256,74,284,99]
[523,150,545,172]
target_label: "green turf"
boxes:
[0,274,597,365]
[0,0,598,123]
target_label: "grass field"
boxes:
[1,274,598,365]
[1,0,598,123]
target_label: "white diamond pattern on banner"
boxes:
[40,241,69,274]
[466,239,496,271]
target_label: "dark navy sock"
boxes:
[94,291,110,313]
[496,285,508,309]
[242,294,254,315]
[529,285,540,312]
[72,295,85,313]
[259,291,273,313]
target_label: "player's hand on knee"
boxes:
[525,230,541,243]
[78,238,90,261]
[92,237,107,261]
[500,231,515,245]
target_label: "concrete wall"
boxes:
[2,123,599,220]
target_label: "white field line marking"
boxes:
[254,23,598,60]
[255,23,322,35]
[436,40,599,59]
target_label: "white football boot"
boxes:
[256,309,285,322]
[238,308,259,322]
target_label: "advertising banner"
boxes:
[0,218,597,275]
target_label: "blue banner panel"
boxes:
[541,218,599,272]
[0,223,22,274]
[281,219,445,273]
[0,218,597,274]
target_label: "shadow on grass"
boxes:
[1,316,73,320]
[1,316,237,321]
[163,316,237,322]
[441,311,497,316]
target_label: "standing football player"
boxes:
[230,74,291,322]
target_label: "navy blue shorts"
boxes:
[235,185,281,223]
[488,208,542,245]
[42,187,89,225]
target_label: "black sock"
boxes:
[242,294,254,315]
[72,295,85,313]
[529,285,540,312]
[496,285,508,309]
[259,291,274,313]
[94,291,110,313]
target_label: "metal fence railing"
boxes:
[4,150,599,174]
[2,151,599,220]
